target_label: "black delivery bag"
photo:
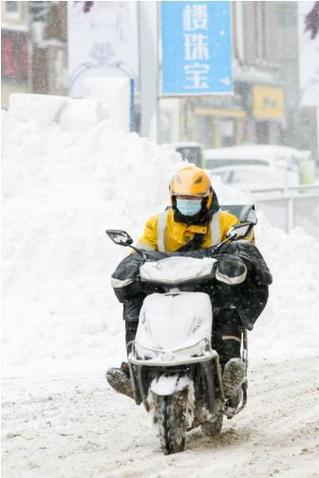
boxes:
[212,240,272,330]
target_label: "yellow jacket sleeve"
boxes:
[136,215,158,251]
[219,212,240,241]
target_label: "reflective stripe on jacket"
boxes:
[136,208,239,253]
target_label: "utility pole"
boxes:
[139,2,159,142]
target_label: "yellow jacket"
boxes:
[137,208,240,252]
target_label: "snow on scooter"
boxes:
[106,221,258,455]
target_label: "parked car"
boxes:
[209,164,292,192]
[205,144,314,187]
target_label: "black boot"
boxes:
[222,357,245,398]
[106,362,134,399]
[106,310,139,399]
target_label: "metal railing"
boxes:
[248,185,319,238]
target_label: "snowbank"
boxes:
[2,96,180,376]
[2,95,319,377]
[252,218,319,360]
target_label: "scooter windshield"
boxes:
[140,256,217,285]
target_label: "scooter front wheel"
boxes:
[151,391,188,455]
[201,412,223,437]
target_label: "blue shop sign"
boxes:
[161,1,233,95]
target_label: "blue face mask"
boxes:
[176,198,202,216]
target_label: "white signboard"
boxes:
[68,1,138,98]
[298,2,319,107]
[84,76,132,133]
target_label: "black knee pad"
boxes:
[221,336,241,364]
[123,297,143,322]
[125,320,138,346]
[212,308,242,365]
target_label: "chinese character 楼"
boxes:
[183,4,208,31]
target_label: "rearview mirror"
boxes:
[226,222,254,240]
[105,229,133,246]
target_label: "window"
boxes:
[231,168,276,185]
[206,159,270,168]
[6,2,19,14]
[243,1,278,65]
[5,1,21,20]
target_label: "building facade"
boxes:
[1,1,68,108]
[29,1,68,96]
[1,1,30,108]
[1,1,317,162]
[159,1,318,162]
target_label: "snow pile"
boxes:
[252,218,319,360]
[2,96,180,376]
[2,94,319,377]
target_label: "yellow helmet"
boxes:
[169,166,213,208]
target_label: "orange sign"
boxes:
[253,85,284,119]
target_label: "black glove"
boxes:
[215,256,247,285]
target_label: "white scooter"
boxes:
[106,222,253,454]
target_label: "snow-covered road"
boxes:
[2,357,319,478]
[2,97,319,477]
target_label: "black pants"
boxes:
[123,299,242,365]
[211,308,242,366]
